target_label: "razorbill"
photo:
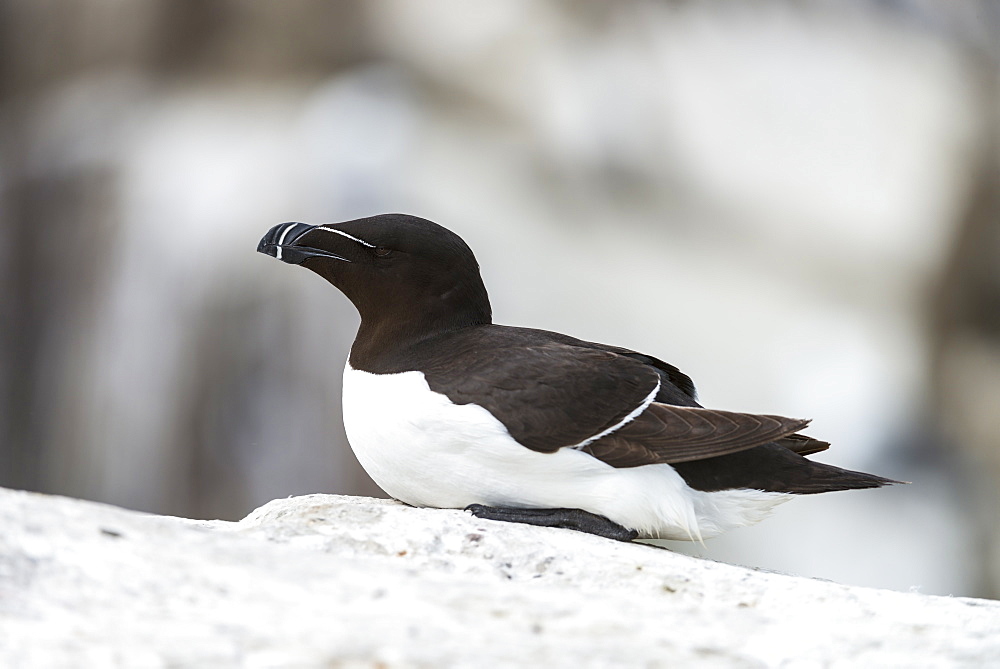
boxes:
[257,214,900,542]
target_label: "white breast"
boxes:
[341,363,791,540]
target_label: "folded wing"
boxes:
[581,403,810,468]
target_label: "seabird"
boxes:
[257,213,900,542]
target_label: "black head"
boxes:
[258,214,492,357]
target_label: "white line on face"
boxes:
[275,222,298,261]
[315,226,376,248]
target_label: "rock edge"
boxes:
[1,487,997,668]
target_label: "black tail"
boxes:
[779,458,904,494]
[672,442,905,494]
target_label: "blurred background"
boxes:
[1,0,998,598]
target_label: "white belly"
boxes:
[342,363,790,540]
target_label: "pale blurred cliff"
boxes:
[1,1,997,597]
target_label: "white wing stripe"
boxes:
[570,379,660,450]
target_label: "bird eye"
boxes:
[374,246,392,258]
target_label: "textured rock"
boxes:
[0,487,997,668]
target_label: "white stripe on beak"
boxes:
[275,222,299,261]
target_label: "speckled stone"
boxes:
[1,488,997,668]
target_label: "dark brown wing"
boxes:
[583,343,698,404]
[398,325,824,464]
[581,403,810,467]
[408,329,663,452]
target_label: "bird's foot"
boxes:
[465,504,639,542]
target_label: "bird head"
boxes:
[258,213,492,340]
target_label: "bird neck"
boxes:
[349,297,491,372]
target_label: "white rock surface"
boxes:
[1,487,997,668]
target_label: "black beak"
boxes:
[257,222,350,265]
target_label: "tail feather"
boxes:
[671,442,905,495]
[784,459,904,494]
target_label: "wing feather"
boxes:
[581,403,810,467]
[775,433,830,456]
